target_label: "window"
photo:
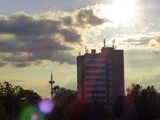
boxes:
[89,90,106,94]
[109,88,113,92]
[109,59,112,63]
[86,66,105,70]
[101,67,105,70]
[86,72,105,76]
[109,82,112,86]
[98,78,105,82]
[109,94,113,98]
[96,84,105,88]
[109,99,113,103]
[109,65,112,69]
[86,60,105,64]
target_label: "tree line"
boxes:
[0,82,160,120]
[0,82,41,120]
[47,84,160,120]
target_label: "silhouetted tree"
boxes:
[113,96,127,119]
[0,101,7,120]
[47,85,76,120]
[17,89,41,105]
[50,85,113,120]
[66,100,87,120]
[126,84,142,105]
[67,101,112,120]
[126,84,159,120]
[135,85,158,120]
[0,81,41,119]
[52,85,65,97]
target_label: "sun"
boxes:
[100,0,136,24]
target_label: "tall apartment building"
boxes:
[77,43,124,104]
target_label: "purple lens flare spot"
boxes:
[38,98,54,114]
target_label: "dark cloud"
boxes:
[76,8,109,26]
[13,62,31,67]
[0,6,110,67]
[0,36,71,53]
[60,29,81,43]
[155,37,160,43]
[0,13,60,35]
[0,61,6,67]
[1,51,76,67]
[0,35,77,66]
[62,16,72,26]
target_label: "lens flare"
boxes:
[31,113,38,120]
[19,106,45,120]
[38,98,54,114]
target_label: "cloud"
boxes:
[76,7,108,26]
[0,12,60,35]
[61,16,72,26]
[124,38,150,46]
[0,5,110,67]
[59,29,81,43]
[123,34,160,53]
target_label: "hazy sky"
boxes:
[0,0,160,98]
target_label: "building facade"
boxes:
[77,46,124,104]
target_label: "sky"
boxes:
[0,0,160,98]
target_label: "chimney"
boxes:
[91,49,96,54]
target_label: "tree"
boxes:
[0,101,7,120]
[50,85,113,120]
[0,81,42,119]
[126,84,159,120]
[113,96,127,119]
[17,89,41,105]
[136,86,158,120]
[126,84,142,105]
[47,85,76,120]
[52,85,66,97]
[67,101,112,120]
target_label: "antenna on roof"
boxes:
[103,39,106,47]
[85,46,88,53]
[113,38,115,49]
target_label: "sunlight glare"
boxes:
[100,0,135,24]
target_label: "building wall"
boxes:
[77,47,124,104]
